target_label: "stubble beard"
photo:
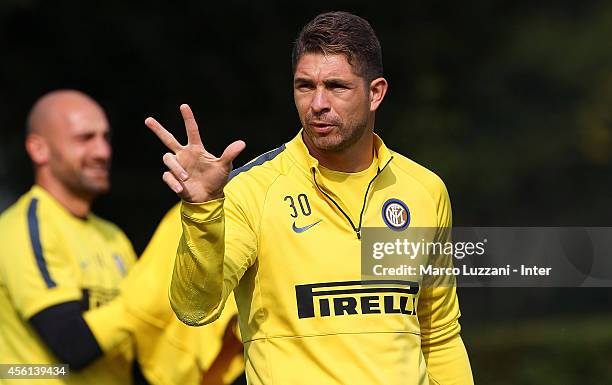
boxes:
[304,115,369,153]
[53,163,110,202]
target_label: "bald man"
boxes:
[0,90,137,384]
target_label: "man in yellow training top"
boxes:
[0,90,245,385]
[146,11,473,385]
[0,90,137,384]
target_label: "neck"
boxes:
[36,173,92,218]
[303,129,375,173]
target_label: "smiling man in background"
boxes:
[0,90,137,384]
[0,90,247,385]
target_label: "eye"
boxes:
[77,133,96,142]
[327,81,350,91]
[295,82,314,91]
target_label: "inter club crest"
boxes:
[382,199,410,231]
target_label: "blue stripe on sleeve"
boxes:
[27,198,56,288]
[229,144,286,180]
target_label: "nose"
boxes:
[310,87,330,114]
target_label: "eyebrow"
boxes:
[293,77,354,87]
[294,77,313,85]
[323,78,353,87]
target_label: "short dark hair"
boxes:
[292,11,383,82]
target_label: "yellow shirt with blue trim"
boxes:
[0,185,136,385]
[170,131,473,385]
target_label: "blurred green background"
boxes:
[1,1,611,383]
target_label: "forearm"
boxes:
[422,333,473,385]
[30,297,132,369]
[30,301,102,369]
[169,199,227,326]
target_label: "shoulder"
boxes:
[150,203,182,241]
[385,150,452,227]
[0,192,50,273]
[388,150,450,203]
[0,192,37,241]
[387,150,452,226]
[0,195,27,225]
[160,203,181,226]
[226,143,293,197]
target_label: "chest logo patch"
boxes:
[382,199,410,231]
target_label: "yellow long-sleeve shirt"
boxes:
[170,131,473,385]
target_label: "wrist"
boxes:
[181,191,224,203]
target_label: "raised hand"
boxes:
[145,104,245,203]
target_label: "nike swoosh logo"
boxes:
[292,219,322,233]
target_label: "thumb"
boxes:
[221,140,246,164]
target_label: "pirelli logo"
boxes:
[295,280,419,319]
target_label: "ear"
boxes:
[25,134,50,166]
[369,77,388,112]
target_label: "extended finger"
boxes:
[179,104,203,146]
[220,140,246,164]
[162,152,189,181]
[162,171,183,194]
[145,117,182,152]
